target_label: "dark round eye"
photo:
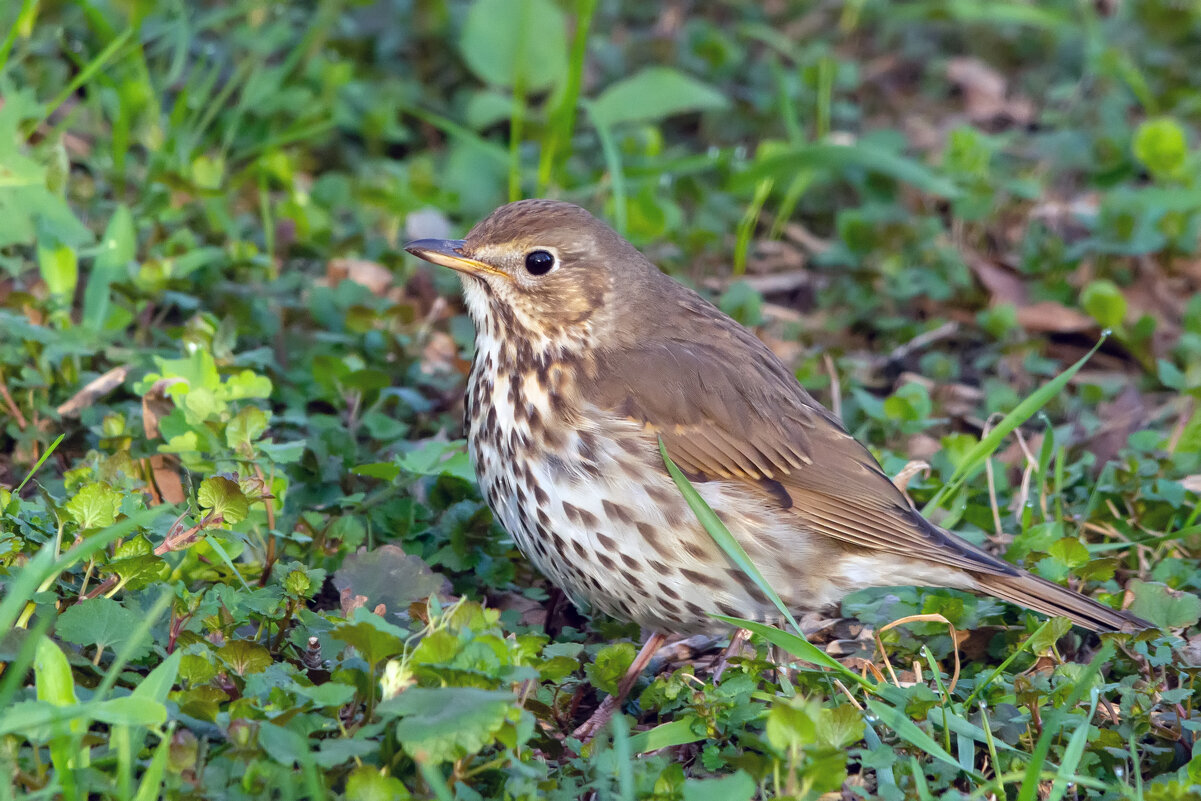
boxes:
[524,250,556,275]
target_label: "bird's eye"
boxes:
[524,250,556,276]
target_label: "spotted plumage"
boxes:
[406,199,1147,635]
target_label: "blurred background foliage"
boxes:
[1,0,1200,798]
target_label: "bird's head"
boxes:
[405,200,659,349]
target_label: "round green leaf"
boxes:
[1133,118,1188,181]
[459,0,567,91]
[1080,279,1127,329]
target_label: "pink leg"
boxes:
[571,631,668,743]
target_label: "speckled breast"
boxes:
[462,334,812,634]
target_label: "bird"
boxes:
[405,199,1147,732]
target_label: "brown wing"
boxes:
[582,312,1018,578]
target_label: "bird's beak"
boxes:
[403,239,507,279]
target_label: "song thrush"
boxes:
[405,200,1146,643]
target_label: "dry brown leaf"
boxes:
[946,57,1034,126]
[892,460,931,493]
[139,378,188,505]
[1084,386,1147,470]
[147,454,187,505]
[1015,301,1096,333]
[420,330,460,376]
[327,258,392,295]
[340,589,370,618]
[57,365,132,418]
[966,254,1028,307]
[141,377,186,438]
[783,221,832,255]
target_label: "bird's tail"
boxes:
[974,571,1149,633]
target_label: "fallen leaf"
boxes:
[327,258,392,295]
[947,57,1034,126]
[966,253,1028,307]
[58,365,132,418]
[1083,386,1147,471]
[141,377,186,438]
[1015,301,1096,334]
[333,545,448,619]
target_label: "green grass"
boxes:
[2,0,1201,798]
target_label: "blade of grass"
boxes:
[961,618,1056,708]
[714,616,879,693]
[868,698,984,781]
[610,714,636,801]
[15,433,65,492]
[132,724,173,801]
[1047,688,1101,801]
[1015,641,1114,801]
[0,0,38,75]
[660,438,802,633]
[584,98,626,236]
[537,0,597,192]
[31,27,134,134]
[734,179,772,275]
[0,507,167,635]
[922,334,1108,516]
[625,719,701,754]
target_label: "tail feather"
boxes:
[974,571,1149,633]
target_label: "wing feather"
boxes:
[580,318,1015,578]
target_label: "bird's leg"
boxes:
[571,631,667,744]
[712,628,752,682]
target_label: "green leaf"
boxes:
[345,765,412,801]
[1133,117,1189,181]
[198,476,250,525]
[221,370,272,400]
[765,696,818,751]
[293,682,356,708]
[64,482,122,530]
[458,0,567,91]
[226,406,270,451]
[395,440,475,483]
[257,721,310,767]
[1047,538,1089,570]
[380,687,515,764]
[91,695,167,727]
[1026,616,1073,654]
[818,703,866,749]
[584,641,636,695]
[57,597,152,661]
[682,771,756,801]
[1129,579,1201,628]
[217,639,273,676]
[626,719,703,754]
[82,204,135,331]
[331,608,407,667]
[1080,280,1127,328]
[34,636,78,708]
[590,67,729,130]
[37,240,78,297]
[734,142,960,198]
[107,534,168,590]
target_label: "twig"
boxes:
[981,413,1005,540]
[823,352,842,420]
[870,321,960,370]
[0,371,27,429]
